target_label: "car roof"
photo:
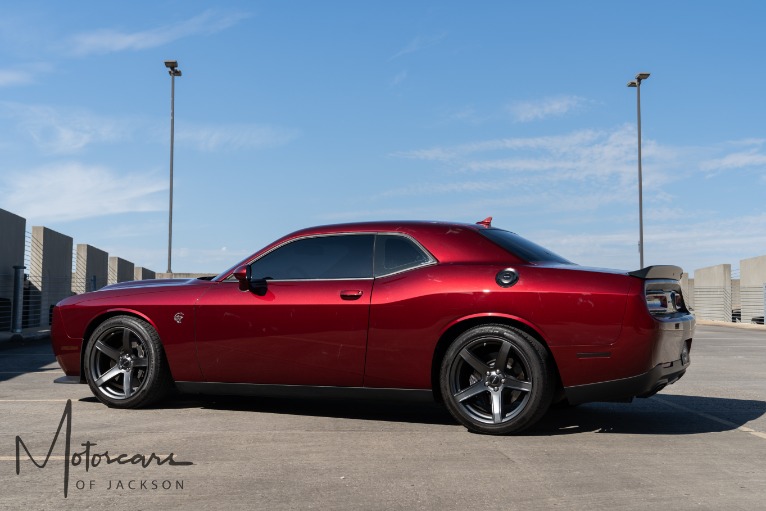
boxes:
[214,220,517,281]
[286,220,485,237]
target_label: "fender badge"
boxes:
[173,312,184,324]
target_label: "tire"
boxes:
[440,324,555,435]
[83,315,173,408]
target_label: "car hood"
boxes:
[100,278,202,291]
[56,278,212,307]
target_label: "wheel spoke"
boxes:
[123,370,133,398]
[504,376,532,393]
[459,348,490,373]
[495,341,512,371]
[95,341,120,361]
[454,381,488,402]
[121,328,132,353]
[95,365,122,387]
[491,390,504,423]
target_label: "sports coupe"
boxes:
[52,218,694,434]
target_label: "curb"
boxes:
[696,319,766,331]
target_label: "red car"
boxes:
[52,218,694,434]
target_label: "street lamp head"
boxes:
[164,60,182,77]
[627,80,638,88]
[636,72,650,81]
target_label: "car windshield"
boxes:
[479,228,574,264]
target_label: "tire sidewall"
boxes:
[83,315,166,408]
[440,324,553,435]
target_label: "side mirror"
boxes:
[233,265,249,292]
[232,264,268,296]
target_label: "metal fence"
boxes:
[0,272,90,331]
[741,286,765,324]
[693,286,733,323]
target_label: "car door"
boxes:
[194,233,374,386]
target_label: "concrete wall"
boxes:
[108,257,135,285]
[680,274,695,309]
[693,264,732,322]
[73,244,109,294]
[29,226,73,326]
[741,255,766,323]
[0,209,26,330]
[0,208,161,331]
[0,208,26,276]
[134,267,157,280]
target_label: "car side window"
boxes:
[250,234,374,280]
[374,234,432,277]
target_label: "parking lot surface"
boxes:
[1,324,765,510]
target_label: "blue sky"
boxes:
[1,1,764,275]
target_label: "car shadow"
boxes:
[0,338,57,383]
[155,393,458,426]
[531,394,766,435]
[121,391,766,434]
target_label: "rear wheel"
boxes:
[83,315,173,408]
[440,324,554,434]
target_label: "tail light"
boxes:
[644,279,688,315]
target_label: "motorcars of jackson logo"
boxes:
[15,400,193,497]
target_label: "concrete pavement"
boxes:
[1,324,765,510]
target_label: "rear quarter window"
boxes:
[479,229,573,264]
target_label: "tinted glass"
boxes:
[251,234,374,280]
[480,229,573,264]
[374,235,432,277]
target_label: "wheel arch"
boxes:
[79,309,161,383]
[430,314,559,404]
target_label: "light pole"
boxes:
[164,60,182,274]
[627,72,649,269]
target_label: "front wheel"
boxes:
[83,315,173,408]
[440,324,555,434]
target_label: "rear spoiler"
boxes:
[628,265,683,280]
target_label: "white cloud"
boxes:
[699,148,766,172]
[0,63,53,88]
[0,163,166,222]
[2,102,298,154]
[390,33,447,60]
[1,102,129,153]
[507,95,588,122]
[374,125,695,239]
[174,122,299,151]
[392,125,639,185]
[522,210,766,273]
[0,69,34,87]
[66,10,250,56]
[390,70,408,87]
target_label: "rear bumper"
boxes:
[564,354,689,404]
[565,311,694,405]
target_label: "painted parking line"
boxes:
[0,399,70,402]
[655,397,766,440]
[0,456,67,461]
[0,370,60,373]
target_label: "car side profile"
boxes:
[52,218,695,434]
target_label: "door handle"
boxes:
[340,290,363,300]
